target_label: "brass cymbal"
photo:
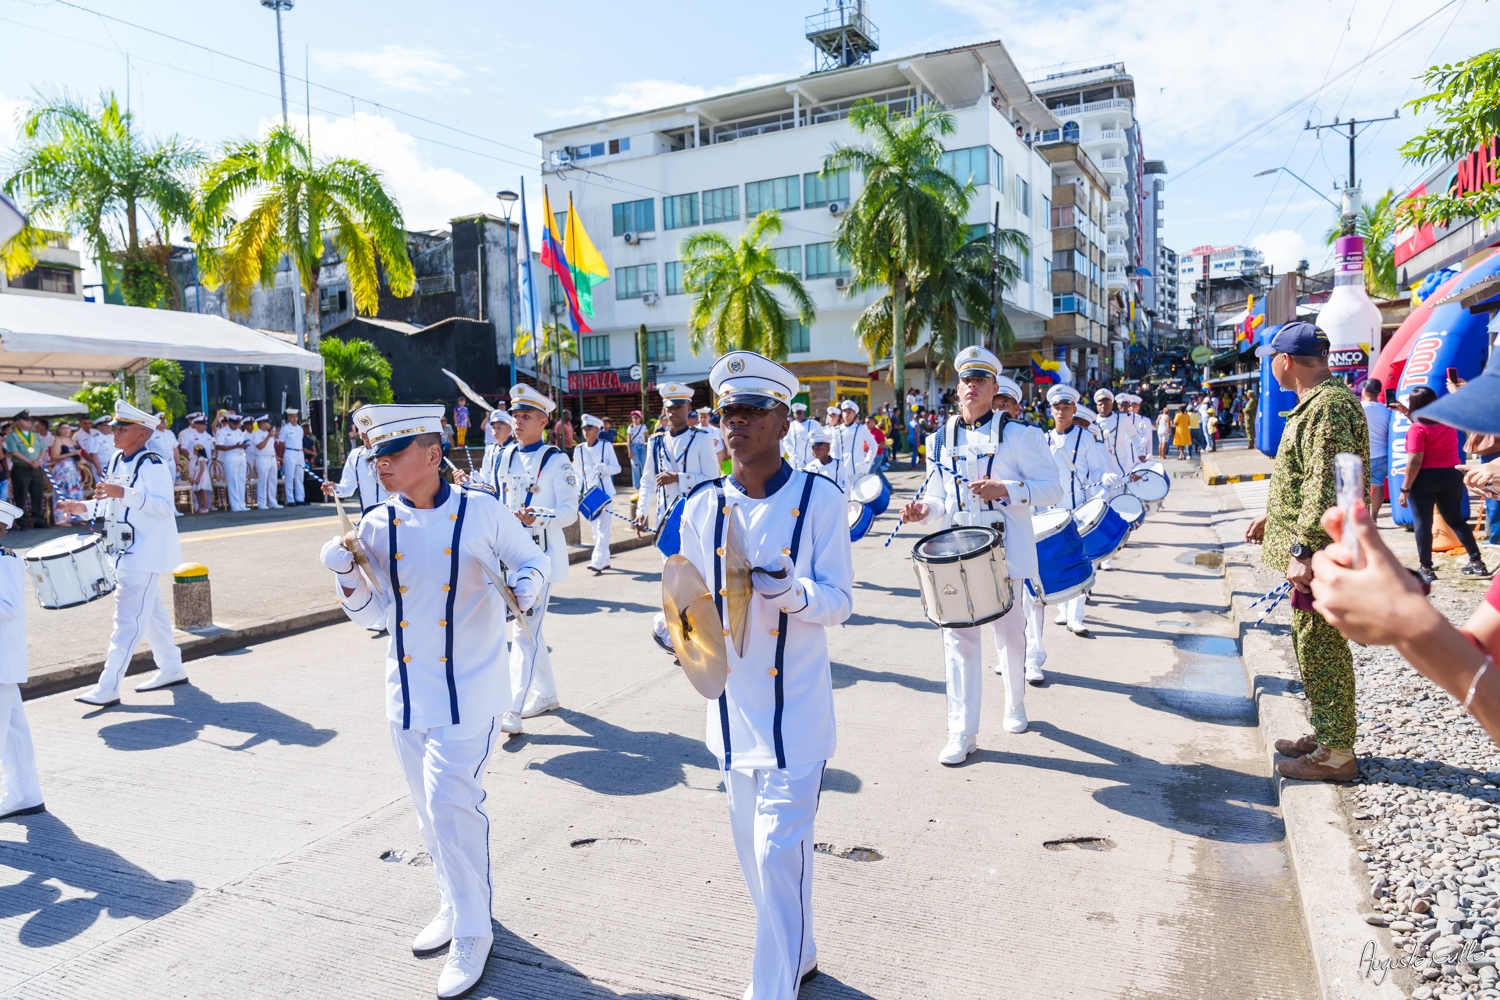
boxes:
[724,505,752,658]
[661,554,729,699]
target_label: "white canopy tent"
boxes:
[0,380,88,417]
[0,294,322,383]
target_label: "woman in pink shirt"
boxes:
[1400,385,1488,581]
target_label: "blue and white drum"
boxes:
[24,533,116,610]
[1032,508,1095,603]
[911,525,1013,628]
[655,496,685,557]
[1074,496,1130,564]
[1109,493,1146,528]
[1126,462,1170,504]
[850,473,891,516]
[578,485,611,521]
[848,499,875,542]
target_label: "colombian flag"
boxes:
[540,187,589,333]
[563,193,610,319]
[1031,350,1063,385]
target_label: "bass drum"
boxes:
[850,474,891,516]
[24,533,116,610]
[911,525,1013,628]
[1032,508,1095,603]
[848,500,875,542]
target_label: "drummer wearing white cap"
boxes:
[1041,385,1117,638]
[670,350,852,1000]
[0,499,44,821]
[573,414,621,575]
[60,400,188,706]
[468,407,513,491]
[833,399,877,481]
[1092,389,1134,482]
[317,403,550,998]
[991,375,1024,420]
[781,400,818,467]
[901,346,1062,762]
[802,425,849,491]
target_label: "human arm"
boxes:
[776,476,854,627]
[901,432,946,524]
[1466,464,1500,498]
[107,456,178,518]
[322,519,389,628]
[676,433,720,492]
[528,453,578,529]
[486,499,551,608]
[0,559,23,623]
[1004,425,1065,510]
[329,452,360,498]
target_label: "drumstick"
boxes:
[327,489,386,600]
[884,466,936,547]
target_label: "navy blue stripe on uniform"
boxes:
[444,488,469,724]
[387,511,410,729]
[712,485,732,770]
[771,471,819,769]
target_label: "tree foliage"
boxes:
[1398,48,1500,226]
[1324,189,1399,299]
[515,323,577,398]
[680,210,815,361]
[70,359,186,421]
[320,336,393,432]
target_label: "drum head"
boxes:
[24,533,101,559]
[1032,508,1074,541]
[1073,498,1108,534]
[1126,466,1170,503]
[1110,494,1145,523]
[851,474,882,504]
[847,501,864,527]
[912,526,999,564]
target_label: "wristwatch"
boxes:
[1289,542,1314,560]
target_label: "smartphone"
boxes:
[1447,367,1459,384]
[1335,453,1364,569]
[1384,389,1398,408]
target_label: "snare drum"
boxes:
[848,500,874,542]
[1074,497,1130,564]
[655,496,685,557]
[578,485,611,521]
[850,473,891,516]
[1109,493,1146,528]
[24,533,116,609]
[911,525,1013,627]
[1126,462,1170,504]
[1032,509,1095,603]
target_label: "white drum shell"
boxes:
[850,474,883,505]
[911,527,1014,628]
[24,534,116,610]
[1072,497,1109,536]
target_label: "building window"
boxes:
[608,137,630,155]
[1017,241,1031,282]
[957,320,979,349]
[319,285,349,314]
[1042,195,1051,222]
[1044,257,1052,284]
[804,168,850,208]
[664,261,685,295]
[804,242,849,279]
[938,146,990,186]
[615,264,657,299]
[548,274,568,310]
[788,320,810,354]
[701,186,739,224]
[567,141,605,161]
[1016,177,1031,217]
[990,150,1004,192]
[747,176,801,215]
[612,199,654,237]
[635,329,675,363]
[664,193,699,230]
[10,265,76,295]
[966,223,993,244]
[773,246,802,276]
[580,334,611,369]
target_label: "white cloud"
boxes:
[1250,229,1324,274]
[311,46,467,94]
[551,72,796,122]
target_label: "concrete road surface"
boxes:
[0,469,1317,998]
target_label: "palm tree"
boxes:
[193,123,414,344]
[515,322,577,398]
[2,89,201,306]
[679,209,815,361]
[826,102,969,404]
[1324,189,1399,299]
[320,337,393,460]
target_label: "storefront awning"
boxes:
[0,380,89,417]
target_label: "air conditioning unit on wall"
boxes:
[827,201,847,215]
[641,292,659,305]
[833,276,850,289]
[623,232,639,245]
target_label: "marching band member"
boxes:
[1093,390,1133,479]
[573,413,621,575]
[278,407,307,505]
[673,351,852,1000]
[214,413,250,513]
[900,347,1061,762]
[472,408,513,490]
[250,415,283,510]
[824,405,840,429]
[991,376,1024,420]
[0,500,43,822]
[1126,395,1154,464]
[833,400,877,481]
[60,400,188,706]
[802,425,848,491]
[987,375,1053,685]
[781,400,817,467]
[324,423,386,514]
[490,384,577,731]
[319,404,550,999]
[1041,385,1116,638]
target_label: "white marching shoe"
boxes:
[1066,621,1090,637]
[499,712,523,735]
[74,686,119,707]
[521,696,559,719]
[0,798,45,821]
[1054,610,1067,626]
[938,733,977,765]
[436,933,492,999]
[1099,558,1113,571]
[1025,662,1045,686]
[1003,702,1029,734]
[134,669,189,692]
[411,908,454,955]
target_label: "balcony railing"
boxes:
[1106,213,1128,231]
[1048,97,1133,116]
[1099,157,1127,173]
[1106,242,1127,259]
[1082,129,1127,145]
[1105,267,1128,286]
[711,110,797,144]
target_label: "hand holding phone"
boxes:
[1335,453,1364,569]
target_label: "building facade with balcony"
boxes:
[0,231,85,301]
[533,36,1060,409]
[1036,139,1109,375]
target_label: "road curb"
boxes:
[1216,516,1404,999]
[1205,472,1271,486]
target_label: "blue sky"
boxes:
[3,0,1497,284]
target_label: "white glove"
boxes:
[751,553,796,600]
[320,537,355,574]
[1101,473,1123,490]
[508,569,542,611]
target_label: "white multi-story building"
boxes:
[1175,245,1265,330]
[533,27,1060,411]
[0,230,84,301]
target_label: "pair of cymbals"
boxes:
[662,506,754,699]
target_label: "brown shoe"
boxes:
[1276,746,1357,782]
[1274,733,1319,757]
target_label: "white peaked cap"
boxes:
[1094,388,1115,401]
[509,383,556,414]
[792,401,807,411]
[353,403,446,455]
[1046,384,1081,405]
[838,399,859,413]
[657,381,695,403]
[488,407,512,425]
[954,345,1001,378]
[0,500,21,528]
[709,351,799,410]
[113,399,156,426]
[581,414,604,429]
[994,375,1023,400]
[808,425,831,445]
[1074,404,1097,423]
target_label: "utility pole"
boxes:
[261,0,294,126]
[1305,110,1399,234]
[496,190,519,389]
[989,201,1001,351]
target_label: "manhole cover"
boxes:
[380,849,432,866]
[1043,836,1115,852]
[814,842,883,862]
[570,837,645,849]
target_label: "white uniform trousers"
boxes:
[1022,587,1047,669]
[254,459,281,508]
[282,451,306,503]
[507,585,555,714]
[725,761,823,1000]
[943,602,1026,736]
[0,684,42,810]
[223,453,248,512]
[389,718,498,939]
[1054,593,1086,628]
[585,510,611,571]
[98,571,184,695]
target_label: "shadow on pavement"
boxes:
[0,812,195,948]
[830,661,943,695]
[550,595,661,617]
[506,711,717,796]
[93,685,338,753]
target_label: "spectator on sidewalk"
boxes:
[453,398,469,449]
[4,412,47,530]
[1172,406,1191,460]
[1360,379,1392,521]
[1392,385,1490,581]
[1157,407,1172,460]
[1245,322,1368,782]
[1243,391,1258,451]
[626,410,647,489]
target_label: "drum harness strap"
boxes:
[941,414,1006,514]
[650,427,703,529]
[500,443,562,552]
[710,470,817,770]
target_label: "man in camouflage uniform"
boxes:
[1246,322,1368,781]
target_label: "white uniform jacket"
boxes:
[573,438,621,497]
[916,413,1062,588]
[334,444,386,512]
[491,441,579,584]
[147,428,177,468]
[832,422,877,480]
[277,423,305,454]
[802,457,850,494]
[1048,425,1116,511]
[335,482,552,730]
[639,427,720,527]
[781,417,815,467]
[1130,413,1154,464]
[84,448,184,574]
[677,465,853,770]
[214,426,246,460]
[0,551,27,684]
[1094,413,1134,478]
[178,427,214,464]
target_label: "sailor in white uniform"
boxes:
[1039,385,1116,638]
[781,401,817,467]
[213,413,249,512]
[900,347,1062,763]
[833,399,877,481]
[573,413,621,575]
[61,400,188,706]
[801,425,849,492]
[325,423,387,514]
[0,500,43,822]
[488,384,578,732]
[670,351,852,1000]
[249,416,283,509]
[278,407,307,505]
[319,404,550,1000]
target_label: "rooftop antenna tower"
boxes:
[806,0,879,73]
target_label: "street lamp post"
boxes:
[261,0,295,126]
[495,189,519,391]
